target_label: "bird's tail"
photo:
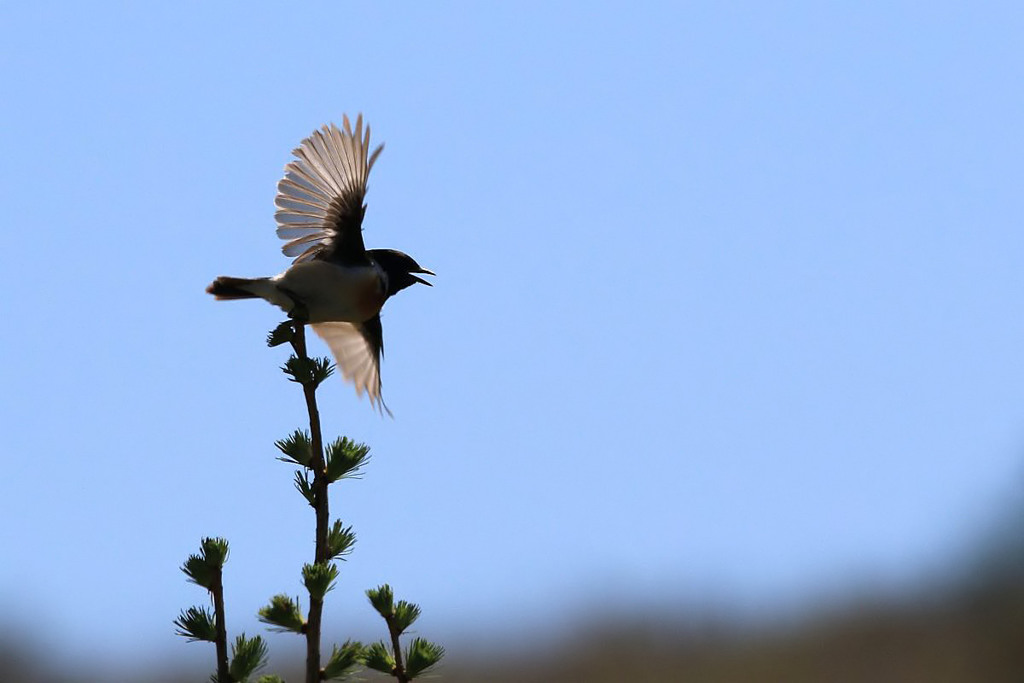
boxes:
[206,276,270,300]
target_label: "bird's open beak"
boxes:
[412,268,435,286]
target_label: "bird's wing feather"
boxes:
[311,316,389,415]
[275,114,384,265]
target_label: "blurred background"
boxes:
[2,2,1024,681]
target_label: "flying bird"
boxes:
[206,115,433,412]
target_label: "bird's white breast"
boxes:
[274,261,384,323]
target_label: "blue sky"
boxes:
[2,0,1024,669]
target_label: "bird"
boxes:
[206,114,433,413]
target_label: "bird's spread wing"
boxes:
[275,114,384,266]
[311,316,389,415]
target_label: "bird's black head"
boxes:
[369,248,435,297]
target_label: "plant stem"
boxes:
[212,570,230,683]
[387,616,409,683]
[289,322,329,683]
